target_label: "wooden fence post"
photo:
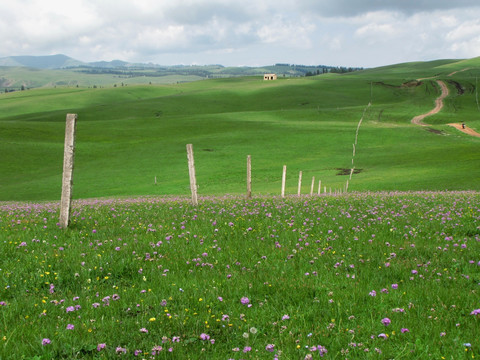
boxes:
[59,114,77,229]
[297,171,302,196]
[281,165,286,198]
[186,144,198,205]
[318,180,322,195]
[310,176,315,196]
[246,155,252,199]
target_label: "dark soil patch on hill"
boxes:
[447,80,464,95]
[401,80,422,88]
[335,168,363,176]
[373,81,399,88]
[373,80,422,89]
[425,128,446,135]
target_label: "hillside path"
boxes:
[411,80,449,126]
[447,123,480,137]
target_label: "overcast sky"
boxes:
[1,0,480,68]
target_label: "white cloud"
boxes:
[0,0,480,67]
[256,15,315,48]
[446,20,480,41]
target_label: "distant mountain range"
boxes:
[0,54,139,69]
[0,54,362,72]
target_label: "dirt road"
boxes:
[411,80,449,126]
[411,73,480,137]
[447,123,480,137]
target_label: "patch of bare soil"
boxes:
[425,128,445,135]
[401,80,422,88]
[336,168,363,176]
[447,80,464,95]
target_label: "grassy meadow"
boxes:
[1,192,480,359]
[1,58,480,359]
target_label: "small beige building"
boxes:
[263,73,277,80]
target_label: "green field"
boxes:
[1,58,480,201]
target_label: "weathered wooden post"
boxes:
[281,165,286,198]
[59,114,77,229]
[246,155,252,199]
[297,171,302,196]
[186,144,198,206]
[310,176,315,196]
[318,180,322,195]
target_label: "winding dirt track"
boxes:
[411,80,449,126]
[411,79,480,137]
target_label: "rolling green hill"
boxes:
[1,58,479,201]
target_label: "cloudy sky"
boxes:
[1,0,480,68]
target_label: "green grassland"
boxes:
[1,58,480,201]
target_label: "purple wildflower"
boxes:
[266,344,275,352]
[401,328,410,333]
[66,324,74,330]
[240,296,250,305]
[97,343,106,351]
[381,317,391,326]
[199,333,210,341]
[152,345,163,354]
[42,338,51,346]
[317,345,328,357]
[470,309,480,315]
